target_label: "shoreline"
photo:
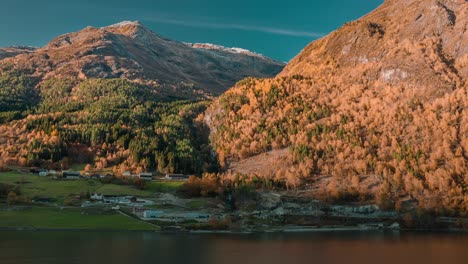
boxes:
[1,226,467,235]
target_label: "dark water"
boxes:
[1,231,468,264]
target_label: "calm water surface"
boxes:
[1,231,467,264]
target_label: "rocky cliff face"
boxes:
[0,21,285,96]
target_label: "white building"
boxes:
[139,172,153,181]
[143,210,164,219]
[91,193,103,201]
[63,171,81,179]
[165,174,190,180]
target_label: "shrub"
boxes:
[7,191,18,205]
[179,174,220,197]
[0,183,15,198]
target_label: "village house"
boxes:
[103,195,119,204]
[143,210,164,219]
[132,207,147,214]
[141,210,210,222]
[62,171,81,179]
[139,172,153,181]
[165,174,190,180]
[89,174,100,179]
[33,197,53,203]
[90,193,103,201]
[100,173,113,179]
[185,212,210,220]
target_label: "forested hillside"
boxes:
[0,73,218,175]
[207,0,467,213]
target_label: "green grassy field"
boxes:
[186,199,210,209]
[96,184,153,196]
[0,171,184,199]
[0,172,98,197]
[147,181,185,193]
[0,206,159,230]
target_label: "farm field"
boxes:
[146,181,185,193]
[0,171,184,198]
[0,206,159,230]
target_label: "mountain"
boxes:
[207,0,467,213]
[0,21,284,96]
[280,0,466,98]
[0,22,283,176]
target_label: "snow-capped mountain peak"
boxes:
[185,43,267,59]
[101,21,141,29]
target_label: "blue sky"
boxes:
[0,0,383,61]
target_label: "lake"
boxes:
[1,231,468,264]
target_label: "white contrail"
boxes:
[143,17,324,38]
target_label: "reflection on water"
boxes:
[1,231,467,264]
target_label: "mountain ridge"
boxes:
[0,21,285,96]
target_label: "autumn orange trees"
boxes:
[207,76,468,214]
[179,174,220,197]
[0,77,219,175]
